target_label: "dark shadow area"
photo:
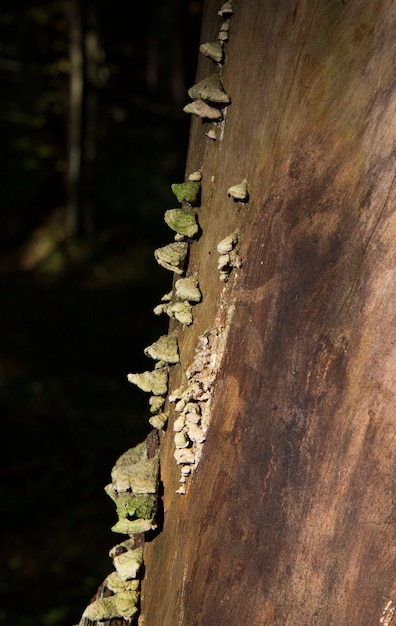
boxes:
[0,1,203,624]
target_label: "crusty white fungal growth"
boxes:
[218,253,230,269]
[173,448,196,465]
[169,303,235,493]
[217,245,242,282]
[174,430,190,449]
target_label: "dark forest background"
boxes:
[0,1,203,624]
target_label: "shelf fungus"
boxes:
[81,589,140,621]
[164,208,199,238]
[218,20,230,43]
[218,0,233,17]
[160,290,173,302]
[104,571,140,594]
[188,169,202,182]
[149,411,169,430]
[149,395,165,413]
[78,434,160,625]
[105,443,160,497]
[217,232,238,254]
[227,178,249,201]
[183,99,223,120]
[127,368,168,395]
[113,546,144,581]
[154,241,188,274]
[105,441,160,536]
[171,180,201,205]
[144,333,179,364]
[199,41,224,63]
[175,276,202,303]
[205,128,217,140]
[153,300,194,326]
[169,300,194,326]
[188,73,230,105]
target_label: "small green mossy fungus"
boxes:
[188,73,230,104]
[154,241,188,274]
[171,181,201,205]
[82,590,140,621]
[115,493,158,523]
[144,333,179,363]
[164,208,199,237]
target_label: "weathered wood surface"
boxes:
[142,1,396,624]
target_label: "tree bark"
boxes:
[67,0,84,236]
[141,1,396,625]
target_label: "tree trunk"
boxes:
[67,0,84,236]
[141,1,396,624]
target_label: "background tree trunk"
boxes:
[141,0,396,624]
[67,0,84,236]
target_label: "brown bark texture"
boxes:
[142,1,396,624]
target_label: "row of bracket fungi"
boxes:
[76,1,252,623]
[120,0,249,498]
[184,0,233,136]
